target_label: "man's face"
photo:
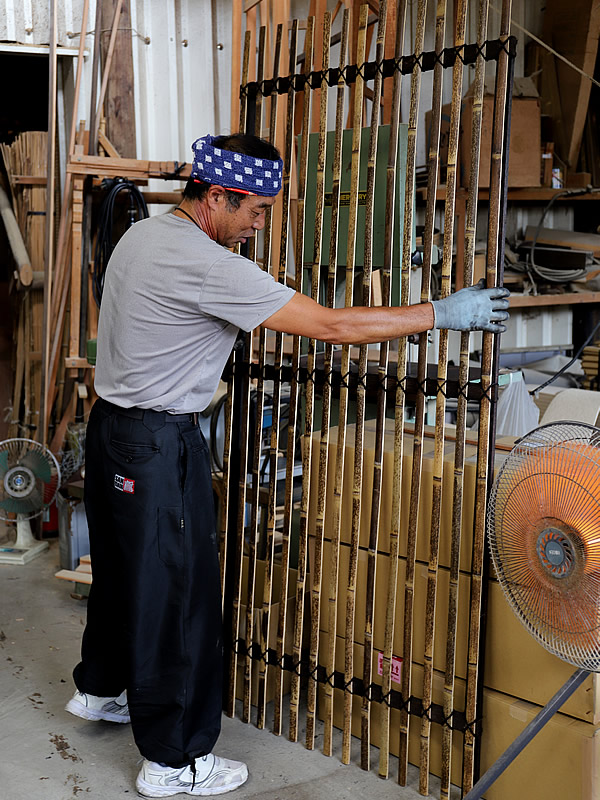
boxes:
[216,193,276,248]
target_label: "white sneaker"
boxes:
[136,754,249,797]
[65,689,130,723]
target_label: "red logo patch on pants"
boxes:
[114,474,135,494]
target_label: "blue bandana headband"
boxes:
[190,135,283,197]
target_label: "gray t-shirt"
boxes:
[95,213,294,413]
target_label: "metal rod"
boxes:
[340,3,368,766]
[358,0,388,773]
[242,23,267,725]
[224,30,253,718]
[283,14,314,742]
[464,669,590,800]
[318,7,350,759]
[397,0,427,784]
[440,1,482,796]
[462,0,513,792]
[377,0,408,780]
[255,19,299,731]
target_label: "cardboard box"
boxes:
[460,76,541,188]
[319,643,600,800]
[307,420,509,573]
[235,559,299,705]
[311,540,599,723]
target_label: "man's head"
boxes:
[183,134,282,248]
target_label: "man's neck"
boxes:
[173,200,217,241]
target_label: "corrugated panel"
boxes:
[0,0,82,47]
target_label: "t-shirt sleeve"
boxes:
[198,251,296,332]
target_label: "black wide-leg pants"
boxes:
[74,398,222,767]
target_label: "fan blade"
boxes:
[0,487,43,517]
[19,450,53,483]
[0,450,8,476]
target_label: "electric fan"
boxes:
[0,438,61,566]
[465,420,600,799]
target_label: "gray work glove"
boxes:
[431,279,510,333]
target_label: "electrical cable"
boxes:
[92,178,149,307]
[528,187,600,284]
[529,317,600,395]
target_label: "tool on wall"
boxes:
[466,420,600,799]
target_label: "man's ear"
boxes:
[205,184,227,210]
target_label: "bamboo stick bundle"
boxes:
[225,30,253,718]
[355,0,388,772]
[254,19,299,731]
[303,9,336,751]
[338,2,368,767]
[377,0,408,781]
[312,7,349,758]
[397,0,428,785]
[441,2,487,797]
[420,1,468,793]
[462,0,512,792]
[242,24,267,725]
[283,15,314,742]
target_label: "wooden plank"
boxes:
[55,569,93,585]
[13,176,47,185]
[523,225,600,257]
[67,154,192,180]
[509,291,600,307]
[100,0,136,157]
[97,130,121,159]
[69,174,84,360]
[544,0,600,169]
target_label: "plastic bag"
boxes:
[495,374,540,437]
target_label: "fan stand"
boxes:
[0,514,49,566]
[464,668,589,800]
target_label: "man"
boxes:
[65,133,509,798]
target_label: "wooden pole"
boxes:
[377,0,408,781]
[40,0,58,445]
[225,31,253,718]
[318,8,350,759]
[397,0,427,784]
[255,19,299,731]
[441,2,487,796]
[284,14,313,742]
[340,3,368,766]
[419,2,459,794]
[242,24,267,725]
[357,0,388,773]
[462,0,512,792]
[303,10,333,752]
[99,0,136,157]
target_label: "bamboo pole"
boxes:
[40,0,58,444]
[419,1,460,793]
[225,30,253,718]
[339,3,368,767]
[283,14,313,742]
[303,10,333,751]
[441,2,487,796]
[462,0,512,792]
[242,24,267,725]
[255,19,299,731]
[317,8,350,759]
[356,0,388,773]
[397,0,428,785]
[377,0,409,781]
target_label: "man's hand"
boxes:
[431,279,510,333]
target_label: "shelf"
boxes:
[508,291,600,308]
[418,186,600,202]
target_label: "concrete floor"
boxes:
[0,534,457,800]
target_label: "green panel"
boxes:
[300,123,410,307]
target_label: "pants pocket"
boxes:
[157,506,184,567]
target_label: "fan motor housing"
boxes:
[4,465,36,498]
[536,526,576,579]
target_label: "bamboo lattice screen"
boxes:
[219,1,515,797]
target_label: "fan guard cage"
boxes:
[0,438,61,521]
[488,421,600,672]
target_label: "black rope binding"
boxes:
[241,37,517,99]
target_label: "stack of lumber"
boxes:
[581,342,600,389]
[55,553,92,599]
[1,132,48,439]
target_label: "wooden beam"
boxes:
[99,0,136,157]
